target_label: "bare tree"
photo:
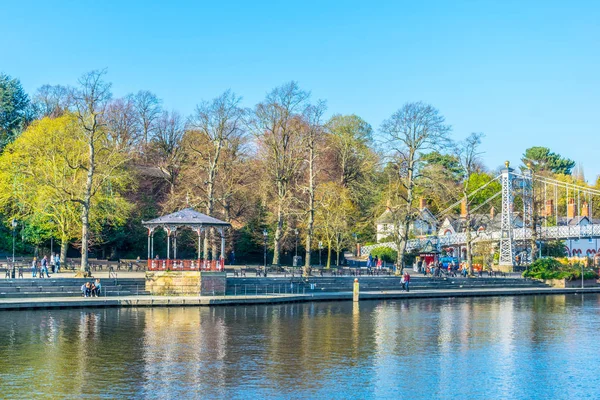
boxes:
[455,132,485,276]
[380,102,451,273]
[187,90,245,261]
[106,97,139,148]
[72,70,112,273]
[132,90,162,147]
[33,84,71,118]
[326,114,373,188]
[302,100,326,275]
[250,82,309,265]
[153,110,185,195]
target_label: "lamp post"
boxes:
[263,229,268,277]
[11,219,17,279]
[352,233,358,257]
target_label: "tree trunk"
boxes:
[80,135,95,273]
[326,245,331,268]
[466,224,473,276]
[60,239,68,265]
[224,198,233,258]
[304,144,315,276]
[273,198,283,265]
[204,193,215,261]
[397,157,415,274]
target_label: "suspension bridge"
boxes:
[361,162,600,268]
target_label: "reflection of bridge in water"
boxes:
[362,162,600,266]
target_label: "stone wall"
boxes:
[544,278,599,288]
[146,271,227,296]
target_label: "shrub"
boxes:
[368,246,397,263]
[523,258,598,280]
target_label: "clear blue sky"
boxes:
[2,1,599,178]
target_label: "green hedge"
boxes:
[523,258,598,280]
[368,246,397,263]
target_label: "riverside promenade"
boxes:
[2,286,600,310]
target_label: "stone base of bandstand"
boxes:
[145,271,227,296]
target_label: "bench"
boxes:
[119,259,146,272]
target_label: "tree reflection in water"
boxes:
[0,295,599,399]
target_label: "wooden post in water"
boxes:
[353,278,359,302]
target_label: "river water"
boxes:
[0,295,599,399]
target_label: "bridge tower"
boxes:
[499,162,515,267]
[521,165,534,263]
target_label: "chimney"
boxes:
[544,200,554,217]
[581,202,589,217]
[567,198,577,219]
[460,199,467,218]
[490,206,495,220]
[419,197,427,210]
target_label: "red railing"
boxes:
[147,259,225,272]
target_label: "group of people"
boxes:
[419,260,470,278]
[31,254,60,278]
[366,254,384,269]
[81,279,102,297]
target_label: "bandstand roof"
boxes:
[142,208,230,228]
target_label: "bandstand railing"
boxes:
[147,259,225,272]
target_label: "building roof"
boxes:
[376,207,438,225]
[376,208,394,224]
[142,208,230,228]
[557,216,600,226]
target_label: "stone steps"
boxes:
[225,276,548,295]
[0,290,151,298]
[0,278,147,298]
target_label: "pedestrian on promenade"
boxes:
[31,257,38,278]
[400,273,406,291]
[41,255,50,278]
[92,278,102,297]
[54,254,60,273]
[404,271,411,292]
[376,257,382,269]
[367,254,373,269]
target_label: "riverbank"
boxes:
[1,286,600,310]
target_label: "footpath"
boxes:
[1,286,600,310]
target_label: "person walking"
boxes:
[404,271,411,292]
[400,273,406,291]
[54,254,60,273]
[31,257,38,278]
[41,255,50,278]
[376,257,382,269]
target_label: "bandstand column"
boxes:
[147,229,151,259]
[220,228,226,261]
[166,229,171,260]
[174,232,177,260]
[196,227,203,260]
[151,233,154,259]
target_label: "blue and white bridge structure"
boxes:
[361,162,600,267]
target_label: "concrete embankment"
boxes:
[2,287,600,310]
